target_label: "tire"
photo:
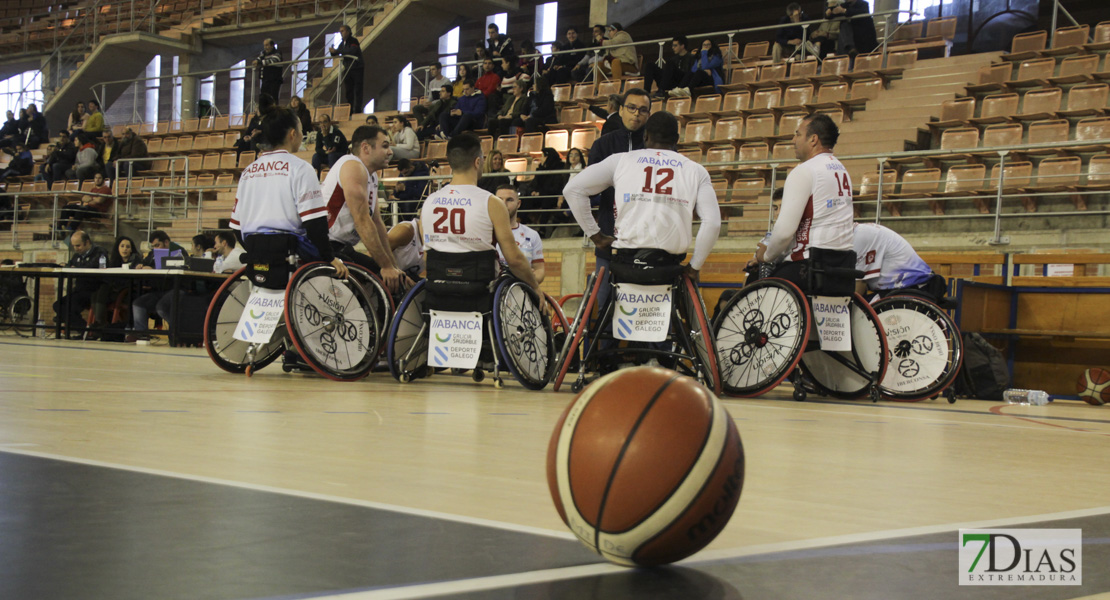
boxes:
[679,274,723,396]
[8,295,34,337]
[346,264,395,359]
[285,262,379,382]
[493,279,553,390]
[552,268,604,392]
[203,268,284,374]
[797,294,888,400]
[873,295,963,402]
[386,279,429,383]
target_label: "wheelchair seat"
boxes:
[610,249,687,286]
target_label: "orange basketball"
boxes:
[1076,367,1110,406]
[546,367,745,567]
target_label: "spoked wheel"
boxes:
[493,279,554,390]
[203,268,285,374]
[678,274,722,396]
[713,278,811,397]
[285,262,380,382]
[873,295,963,402]
[386,280,430,383]
[552,268,604,392]
[346,264,395,359]
[796,294,888,400]
[8,295,34,337]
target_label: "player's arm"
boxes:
[561,155,621,248]
[387,220,414,251]
[689,173,722,277]
[370,198,412,292]
[338,161,408,291]
[489,195,540,293]
[293,165,347,278]
[532,261,546,284]
[759,167,813,263]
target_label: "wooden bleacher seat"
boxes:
[664,97,691,117]
[969,93,1019,126]
[559,107,583,124]
[544,130,569,153]
[183,119,199,133]
[572,83,594,102]
[967,62,1014,95]
[739,113,775,143]
[926,97,975,141]
[1044,24,1089,56]
[813,55,850,83]
[1009,57,1055,90]
[843,77,882,109]
[161,138,178,154]
[782,58,819,86]
[332,104,351,121]
[552,84,572,103]
[816,107,845,124]
[1074,117,1110,152]
[237,153,255,168]
[679,120,713,147]
[1012,87,1063,122]
[710,117,743,145]
[809,82,848,109]
[933,163,987,215]
[746,88,780,115]
[518,133,544,156]
[682,94,722,122]
[1059,83,1108,119]
[596,80,621,98]
[504,157,529,178]
[1079,154,1110,189]
[1005,30,1048,61]
[712,91,750,118]
[742,41,770,62]
[213,116,230,131]
[479,135,494,158]
[777,84,813,113]
[1051,55,1099,86]
[886,167,941,216]
[1025,119,1070,155]
[570,128,597,151]
[314,106,333,120]
[770,141,794,161]
[755,63,786,86]
[976,161,1033,212]
[201,153,221,172]
[215,174,235,190]
[197,117,214,132]
[975,123,1023,158]
[425,139,447,159]
[495,135,518,154]
[776,113,807,142]
[723,66,758,90]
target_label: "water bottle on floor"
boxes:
[1003,389,1051,406]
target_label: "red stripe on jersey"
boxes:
[790,195,814,262]
[326,181,347,228]
[864,269,880,276]
[301,206,327,219]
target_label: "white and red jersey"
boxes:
[420,184,496,254]
[230,150,326,236]
[496,222,544,266]
[562,148,721,269]
[394,218,425,273]
[853,222,933,291]
[321,154,377,246]
[765,152,855,263]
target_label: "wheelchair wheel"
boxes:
[204,268,285,374]
[8,295,34,337]
[552,268,605,392]
[796,294,888,400]
[346,264,395,358]
[492,279,554,390]
[872,295,963,402]
[546,293,569,333]
[285,262,380,382]
[386,279,429,382]
[713,278,811,397]
[678,274,722,396]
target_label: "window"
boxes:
[486,13,507,35]
[0,71,44,118]
[292,36,309,97]
[230,59,245,116]
[363,99,375,114]
[200,74,215,106]
[144,55,160,123]
[899,0,945,22]
[397,62,412,111]
[534,2,558,59]
[172,56,182,120]
[438,26,460,80]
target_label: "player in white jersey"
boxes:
[229,105,347,283]
[320,125,411,294]
[420,133,541,311]
[853,222,947,300]
[563,111,721,280]
[754,113,854,290]
[387,218,425,281]
[494,184,545,284]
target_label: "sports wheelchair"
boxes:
[203,234,394,381]
[551,250,721,395]
[712,250,888,401]
[869,288,962,403]
[385,249,566,390]
[0,280,33,337]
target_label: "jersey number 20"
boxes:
[641,167,674,195]
[432,207,466,234]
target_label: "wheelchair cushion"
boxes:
[424,249,498,312]
[805,247,859,297]
[611,248,686,286]
[243,233,299,290]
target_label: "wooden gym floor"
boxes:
[1,336,1109,599]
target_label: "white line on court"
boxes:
[0,447,577,541]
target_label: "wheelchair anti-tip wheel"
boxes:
[204,267,285,374]
[492,278,554,390]
[713,278,812,397]
[795,294,888,400]
[285,262,380,382]
[872,294,963,402]
[387,279,430,382]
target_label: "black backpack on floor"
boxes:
[956,332,1011,400]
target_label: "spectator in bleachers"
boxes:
[557,147,587,222]
[603,23,638,79]
[774,4,807,64]
[499,54,531,98]
[389,116,420,161]
[520,147,566,235]
[212,231,245,274]
[545,26,587,85]
[43,131,76,191]
[110,128,148,177]
[522,76,557,134]
[67,101,88,140]
[0,110,19,150]
[0,143,32,182]
[52,230,108,331]
[90,235,141,332]
[477,149,512,193]
[473,43,490,64]
[571,25,608,82]
[412,62,452,126]
[581,94,623,135]
[312,114,349,173]
[253,38,284,102]
[23,104,47,150]
[490,79,529,138]
[827,0,878,57]
[670,38,724,98]
[329,24,365,109]
[518,40,539,74]
[475,58,503,100]
[57,172,112,235]
[452,64,472,97]
[365,115,379,126]
[439,80,486,138]
[641,36,696,98]
[67,133,100,183]
[290,96,313,138]
[84,100,104,139]
[486,22,514,59]
[417,85,455,140]
[391,158,428,217]
[235,94,274,162]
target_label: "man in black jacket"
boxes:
[391,158,429,217]
[641,36,697,98]
[828,0,878,56]
[312,114,349,174]
[24,104,48,150]
[329,25,364,108]
[545,27,587,84]
[43,131,77,190]
[586,88,650,306]
[53,230,109,330]
[254,38,284,102]
[486,23,514,59]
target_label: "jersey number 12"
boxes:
[641,167,674,195]
[432,207,466,234]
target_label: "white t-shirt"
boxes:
[394,218,425,274]
[420,184,496,254]
[230,150,326,236]
[214,246,246,273]
[562,148,722,269]
[853,223,933,291]
[322,154,377,246]
[497,222,544,266]
[765,152,855,263]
